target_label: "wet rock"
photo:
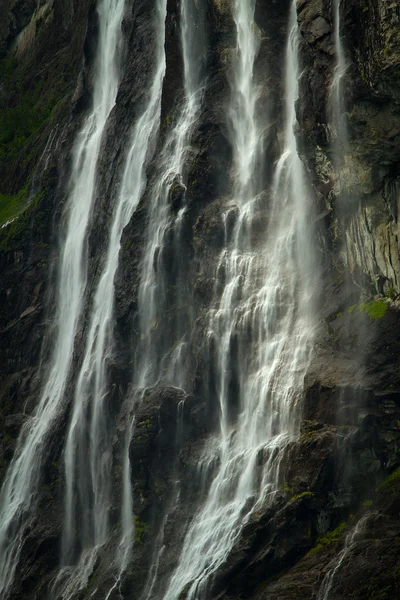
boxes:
[4,412,28,437]
[168,175,186,213]
[302,16,331,44]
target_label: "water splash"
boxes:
[0,0,125,595]
[162,3,318,598]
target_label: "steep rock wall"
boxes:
[0,1,400,599]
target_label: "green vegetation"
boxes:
[367,564,400,600]
[0,185,30,226]
[360,300,388,319]
[308,522,346,556]
[137,418,153,429]
[0,56,17,78]
[0,81,61,158]
[363,499,373,508]
[386,285,396,300]
[0,49,67,161]
[134,515,149,543]
[290,491,314,502]
[301,427,320,441]
[0,190,45,251]
[376,467,400,492]
[384,44,392,58]
[348,299,388,320]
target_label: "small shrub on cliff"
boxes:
[360,300,388,319]
[308,522,346,556]
[348,299,388,319]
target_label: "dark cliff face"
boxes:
[0,0,93,476]
[0,0,400,599]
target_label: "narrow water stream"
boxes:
[0,0,125,594]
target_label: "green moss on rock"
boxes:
[290,491,314,502]
[359,300,388,320]
[0,190,46,251]
[308,522,346,556]
[134,515,149,543]
[0,81,61,158]
[0,185,31,226]
[376,467,400,492]
[348,299,388,319]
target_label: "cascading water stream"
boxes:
[0,0,125,595]
[317,514,372,600]
[331,1,367,310]
[113,0,206,586]
[134,0,205,391]
[331,0,348,150]
[59,2,168,596]
[162,3,318,599]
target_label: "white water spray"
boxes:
[331,0,348,152]
[318,514,371,600]
[0,0,125,595]
[134,0,205,391]
[115,1,206,588]
[162,3,318,599]
[59,2,167,596]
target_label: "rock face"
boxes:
[1,0,400,599]
[297,0,400,296]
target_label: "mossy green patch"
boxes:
[290,491,314,502]
[348,300,388,319]
[134,515,149,544]
[376,467,400,492]
[137,418,153,429]
[0,190,46,252]
[386,286,396,300]
[359,300,388,320]
[0,82,61,158]
[0,185,30,226]
[0,55,18,79]
[308,522,346,556]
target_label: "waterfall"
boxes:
[331,1,360,286]
[0,0,125,595]
[58,1,168,596]
[134,0,206,391]
[162,2,318,598]
[317,514,371,599]
[114,0,206,588]
[331,0,348,150]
